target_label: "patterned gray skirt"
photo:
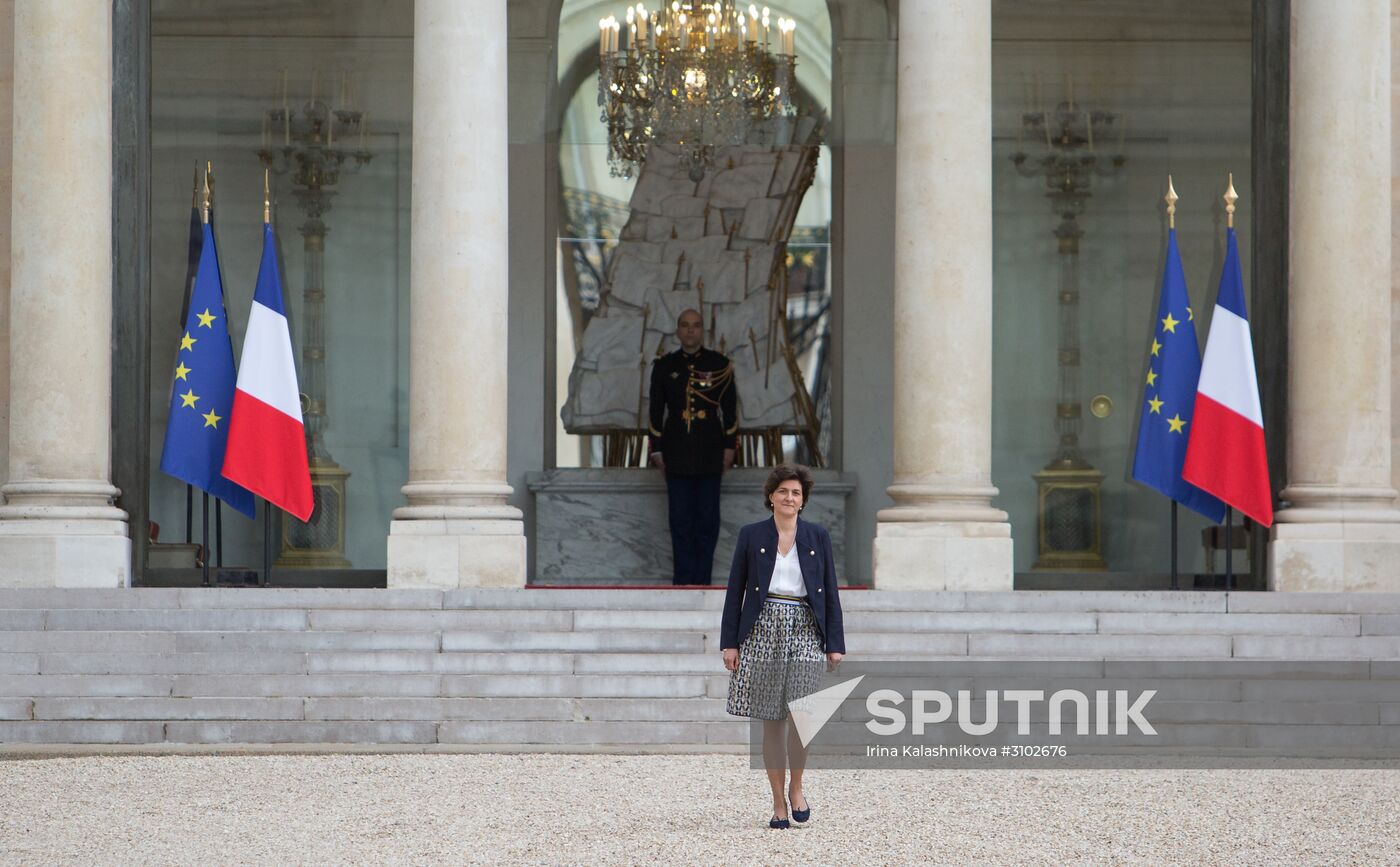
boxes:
[726,600,827,721]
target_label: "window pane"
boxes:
[992,0,1254,576]
[147,1,412,576]
[554,0,834,469]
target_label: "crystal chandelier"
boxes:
[598,2,798,179]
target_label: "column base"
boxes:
[387,519,527,588]
[0,520,131,587]
[1269,521,1400,592]
[872,521,1013,591]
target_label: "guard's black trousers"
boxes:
[666,473,721,585]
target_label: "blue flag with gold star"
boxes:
[159,221,255,518]
[1131,229,1226,522]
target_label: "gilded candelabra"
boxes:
[257,72,372,569]
[1012,84,1125,571]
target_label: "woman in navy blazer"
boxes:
[720,464,845,829]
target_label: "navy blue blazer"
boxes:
[720,517,846,655]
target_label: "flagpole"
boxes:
[224,168,312,582]
[261,171,274,589]
[1167,178,1179,592]
[215,502,223,568]
[200,168,212,588]
[262,499,273,587]
[1222,176,1237,594]
[201,492,211,587]
[184,164,200,547]
[1170,502,1179,590]
[1224,507,1234,591]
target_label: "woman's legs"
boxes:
[762,717,811,817]
[786,720,809,811]
[762,718,789,818]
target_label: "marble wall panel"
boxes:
[528,468,858,584]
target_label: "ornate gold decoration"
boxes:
[598,2,798,179]
[1012,81,1126,572]
[1224,173,1238,229]
[1033,466,1107,571]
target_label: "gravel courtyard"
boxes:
[1,753,1397,865]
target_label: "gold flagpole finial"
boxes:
[201,163,211,224]
[206,160,216,212]
[1224,172,1238,229]
[1165,175,1178,230]
[263,168,271,225]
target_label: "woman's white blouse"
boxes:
[767,545,807,597]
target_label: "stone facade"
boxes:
[0,0,1398,590]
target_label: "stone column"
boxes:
[387,0,526,587]
[872,0,1012,590]
[0,0,14,508]
[1272,0,1400,590]
[0,0,129,587]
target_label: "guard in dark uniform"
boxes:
[649,309,737,585]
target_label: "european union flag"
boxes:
[159,221,255,518]
[1131,228,1226,522]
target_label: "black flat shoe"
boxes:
[769,814,790,830]
[791,796,811,824]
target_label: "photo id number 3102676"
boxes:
[1003,745,1068,757]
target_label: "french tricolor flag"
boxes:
[1181,227,1273,527]
[221,222,314,522]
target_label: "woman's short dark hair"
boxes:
[764,463,814,511]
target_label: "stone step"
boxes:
[2,615,1381,644]
[0,675,178,697]
[0,631,179,653]
[702,631,968,655]
[3,684,1398,743]
[965,633,1235,658]
[5,590,1400,619]
[301,697,733,722]
[1226,593,1400,614]
[302,697,575,721]
[163,720,441,744]
[0,718,749,745]
[176,631,443,653]
[1095,613,1363,636]
[304,652,576,675]
[0,610,45,630]
[435,720,742,745]
[0,654,38,674]
[440,631,705,653]
[447,589,727,610]
[0,721,168,743]
[1231,636,1400,660]
[149,673,714,699]
[42,609,310,632]
[0,631,441,653]
[26,637,1383,679]
[19,696,738,724]
[307,609,574,631]
[33,697,304,721]
[32,653,309,676]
